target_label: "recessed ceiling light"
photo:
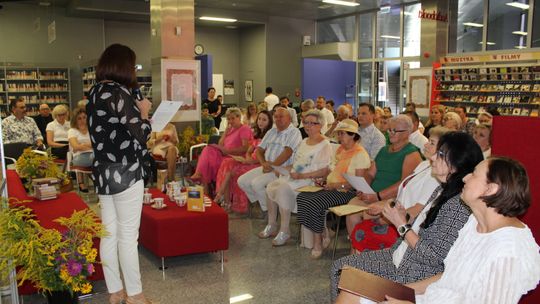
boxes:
[512,31,528,35]
[381,35,400,39]
[230,294,254,303]
[322,0,360,7]
[463,22,484,28]
[515,45,527,49]
[199,16,237,22]
[505,2,529,9]
[479,41,496,45]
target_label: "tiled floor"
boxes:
[15,188,351,304]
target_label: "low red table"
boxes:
[139,189,229,277]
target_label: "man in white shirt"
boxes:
[325,105,351,138]
[405,102,425,134]
[403,110,428,155]
[357,103,386,160]
[316,96,334,134]
[279,96,298,127]
[264,87,279,110]
[2,98,44,147]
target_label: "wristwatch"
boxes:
[398,224,412,238]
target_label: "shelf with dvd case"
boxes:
[434,63,540,117]
[0,65,71,118]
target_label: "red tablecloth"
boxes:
[6,170,104,295]
[139,189,229,258]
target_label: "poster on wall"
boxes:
[224,80,235,95]
[47,21,56,44]
[245,80,253,102]
[409,76,430,108]
[161,59,201,122]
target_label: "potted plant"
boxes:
[0,202,105,303]
[15,148,72,192]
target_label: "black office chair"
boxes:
[3,142,30,165]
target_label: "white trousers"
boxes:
[99,179,144,296]
[237,167,277,211]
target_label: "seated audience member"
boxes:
[473,123,491,159]
[257,101,268,112]
[442,111,462,131]
[383,106,392,116]
[46,104,70,160]
[402,110,428,154]
[379,114,392,145]
[326,99,336,118]
[423,105,445,137]
[404,102,424,134]
[243,102,258,127]
[147,123,179,181]
[33,103,53,145]
[201,104,216,135]
[325,105,351,139]
[298,99,315,138]
[346,115,423,234]
[371,157,540,304]
[453,105,475,134]
[350,126,450,253]
[316,96,333,133]
[215,110,273,213]
[374,106,385,131]
[357,103,387,160]
[2,98,44,147]
[331,132,484,302]
[261,110,332,246]
[280,96,298,127]
[191,108,253,193]
[68,107,94,192]
[296,119,371,258]
[238,107,302,212]
[477,111,493,125]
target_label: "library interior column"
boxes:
[420,0,449,67]
[150,0,195,107]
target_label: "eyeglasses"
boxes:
[388,129,407,135]
[436,150,446,159]
[303,121,320,126]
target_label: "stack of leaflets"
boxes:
[32,178,59,200]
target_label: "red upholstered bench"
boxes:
[5,170,104,295]
[139,189,229,277]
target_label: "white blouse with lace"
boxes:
[417,215,540,304]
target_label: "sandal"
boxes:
[109,290,127,304]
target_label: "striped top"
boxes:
[258,124,302,166]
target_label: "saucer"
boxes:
[143,199,154,205]
[151,203,167,210]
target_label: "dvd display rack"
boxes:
[433,64,540,117]
[0,66,71,118]
[83,65,152,101]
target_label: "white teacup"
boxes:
[144,187,149,194]
[143,193,152,204]
[154,197,164,209]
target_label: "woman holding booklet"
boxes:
[296,119,371,259]
[330,132,484,303]
[345,115,422,235]
[258,110,332,246]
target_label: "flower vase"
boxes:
[45,290,79,304]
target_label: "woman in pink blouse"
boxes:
[214,110,272,213]
[191,107,253,194]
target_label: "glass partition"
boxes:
[449,0,484,53]
[376,6,401,58]
[358,13,374,59]
[317,15,356,43]
[403,4,421,57]
[487,0,529,50]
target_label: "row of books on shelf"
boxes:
[439,95,540,104]
[437,83,540,92]
[456,105,539,117]
[436,73,540,81]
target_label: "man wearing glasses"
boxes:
[357,103,386,160]
[2,98,44,147]
[33,103,53,145]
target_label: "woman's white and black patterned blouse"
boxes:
[87,81,152,195]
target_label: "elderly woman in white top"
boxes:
[46,104,70,160]
[259,109,332,246]
[68,107,94,192]
[379,157,540,304]
[442,111,461,131]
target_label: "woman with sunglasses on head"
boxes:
[380,157,540,304]
[331,132,484,303]
[296,119,371,259]
[346,115,422,235]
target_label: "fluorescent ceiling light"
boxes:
[515,45,527,49]
[463,22,484,28]
[230,294,254,304]
[505,2,529,9]
[322,0,360,7]
[199,16,237,22]
[381,35,400,39]
[403,11,415,16]
[479,41,496,45]
[512,31,528,35]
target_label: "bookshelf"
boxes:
[433,63,540,117]
[82,65,152,101]
[0,66,70,118]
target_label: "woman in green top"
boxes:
[346,114,422,233]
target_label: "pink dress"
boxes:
[196,124,253,184]
[215,138,261,213]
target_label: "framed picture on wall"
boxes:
[245,80,253,102]
[161,59,201,122]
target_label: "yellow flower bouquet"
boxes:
[0,203,105,297]
[15,148,71,191]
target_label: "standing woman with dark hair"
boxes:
[203,87,221,127]
[87,44,153,304]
